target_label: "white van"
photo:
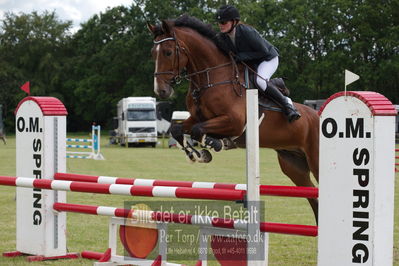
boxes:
[116,97,157,147]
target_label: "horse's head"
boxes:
[147,20,188,99]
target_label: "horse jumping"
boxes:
[147,16,320,221]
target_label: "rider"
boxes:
[215,5,301,122]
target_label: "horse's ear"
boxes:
[147,21,156,34]
[161,20,172,35]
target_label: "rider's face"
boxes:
[218,20,234,33]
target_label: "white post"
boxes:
[92,125,105,160]
[246,89,267,265]
[318,91,396,265]
[15,97,67,257]
[91,125,96,157]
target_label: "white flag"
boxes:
[345,69,359,86]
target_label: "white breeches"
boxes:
[256,56,279,91]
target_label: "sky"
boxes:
[0,0,133,32]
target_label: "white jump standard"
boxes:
[12,97,72,260]
[66,125,105,160]
[318,91,396,265]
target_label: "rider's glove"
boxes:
[234,54,243,63]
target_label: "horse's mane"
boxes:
[174,15,217,41]
[153,15,229,55]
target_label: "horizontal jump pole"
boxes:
[80,250,104,260]
[260,185,318,198]
[54,173,319,199]
[66,155,90,159]
[66,138,92,142]
[66,145,92,149]
[80,249,111,262]
[0,176,245,201]
[66,151,92,155]
[53,202,318,237]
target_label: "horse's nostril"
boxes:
[159,89,168,98]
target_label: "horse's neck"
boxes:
[188,49,227,71]
[179,30,229,73]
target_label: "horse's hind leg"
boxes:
[304,142,319,183]
[276,150,318,223]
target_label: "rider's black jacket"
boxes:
[216,23,279,68]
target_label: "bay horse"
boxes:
[147,16,320,222]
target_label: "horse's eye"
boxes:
[164,50,172,57]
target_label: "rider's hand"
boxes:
[234,54,243,63]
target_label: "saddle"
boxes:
[246,69,289,112]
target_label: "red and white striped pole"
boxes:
[53,202,317,237]
[0,176,245,201]
[54,172,318,199]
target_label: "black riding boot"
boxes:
[262,81,301,122]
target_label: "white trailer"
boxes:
[116,97,157,147]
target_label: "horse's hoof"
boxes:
[183,149,196,163]
[222,138,237,150]
[197,149,212,163]
[188,147,202,161]
[185,152,196,163]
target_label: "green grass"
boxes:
[0,135,397,265]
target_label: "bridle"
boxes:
[153,34,185,85]
[153,32,244,103]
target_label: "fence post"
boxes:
[246,89,267,265]
[15,97,67,257]
[318,91,396,265]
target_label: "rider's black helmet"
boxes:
[215,5,240,23]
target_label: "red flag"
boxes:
[20,81,30,95]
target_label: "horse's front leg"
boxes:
[170,116,202,162]
[191,115,243,162]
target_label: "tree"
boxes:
[0,11,72,131]
[242,0,399,103]
[340,0,399,101]
[1,0,397,132]
[64,5,155,130]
